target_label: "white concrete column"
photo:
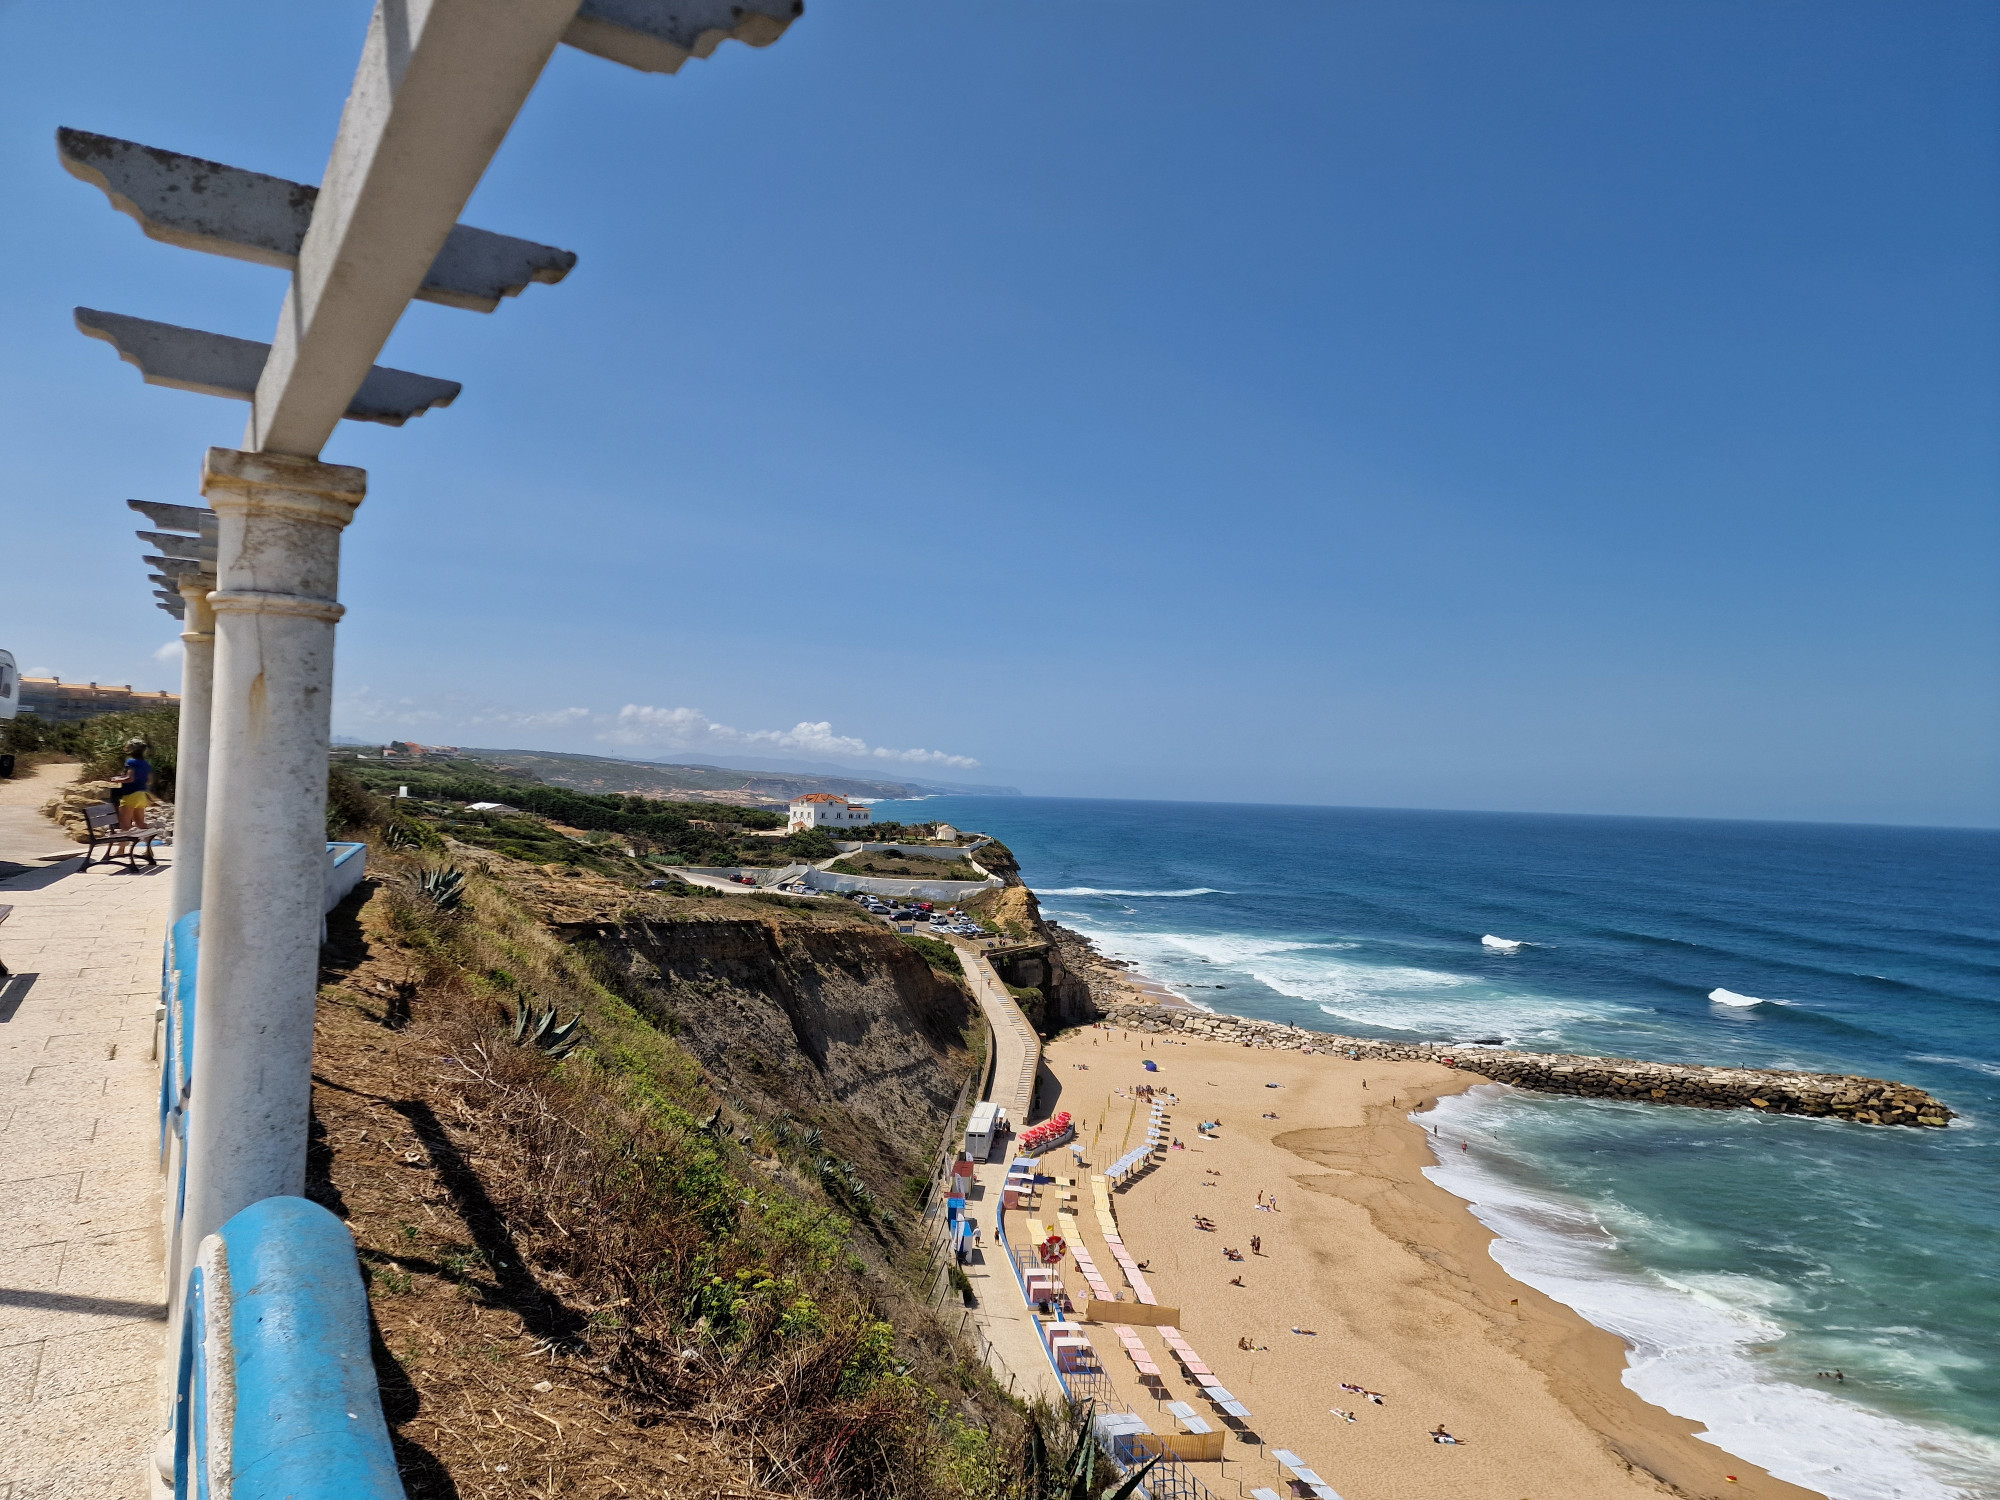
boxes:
[167,576,216,925]
[180,448,363,1280]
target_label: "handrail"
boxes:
[172,1196,404,1498]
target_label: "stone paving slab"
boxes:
[0,768,170,1500]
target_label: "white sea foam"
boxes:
[1482,934,1525,952]
[1036,887,1226,898]
[1061,923,1634,1045]
[1709,988,1769,1007]
[1908,1053,2000,1081]
[1421,1088,2000,1500]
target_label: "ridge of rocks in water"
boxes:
[1099,1002,1955,1127]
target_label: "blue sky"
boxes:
[2,2,1995,825]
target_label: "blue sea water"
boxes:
[872,797,2000,1499]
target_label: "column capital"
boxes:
[201,448,366,529]
[176,570,217,640]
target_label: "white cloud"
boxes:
[154,640,184,664]
[331,690,979,769]
[603,705,980,769]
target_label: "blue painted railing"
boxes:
[173,1197,404,1499]
[158,839,400,1497]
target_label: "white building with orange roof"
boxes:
[788,792,873,831]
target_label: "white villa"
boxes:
[788,793,873,831]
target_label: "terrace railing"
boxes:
[171,1196,401,1498]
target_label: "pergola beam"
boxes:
[563,0,804,74]
[59,129,576,314]
[78,309,460,425]
[128,499,218,537]
[137,531,219,563]
[244,0,583,457]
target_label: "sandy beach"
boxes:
[1029,1023,1825,1500]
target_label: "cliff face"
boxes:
[560,914,980,1163]
[960,852,1096,1032]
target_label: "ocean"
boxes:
[871,796,2000,1500]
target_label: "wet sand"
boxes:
[1034,1023,1824,1500]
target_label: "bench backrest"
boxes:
[83,803,119,833]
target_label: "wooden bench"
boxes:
[81,803,158,870]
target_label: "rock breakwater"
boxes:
[1100,1003,1955,1127]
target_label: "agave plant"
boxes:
[415,864,466,912]
[1025,1403,1157,1500]
[508,1001,584,1059]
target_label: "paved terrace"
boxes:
[0,764,170,1500]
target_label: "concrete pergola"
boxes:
[128,499,219,928]
[65,2,805,1471]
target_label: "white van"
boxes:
[0,650,17,721]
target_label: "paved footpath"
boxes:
[0,764,170,1500]
[941,939,1064,1403]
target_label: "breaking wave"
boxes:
[1709,988,1771,1007]
[1423,1088,2000,1499]
[1035,887,1226,898]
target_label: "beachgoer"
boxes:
[1229,1275,1244,1287]
[113,739,154,830]
[1250,1235,1261,1255]
[1238,1336,1252,1351]
[1430,1425,1459,1444]
[1330,1408,1356,1424]
[1291,1326,1317,1336]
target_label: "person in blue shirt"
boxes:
[114,739,153,830]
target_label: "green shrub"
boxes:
[781,827,841,860]
[902,935,964,976]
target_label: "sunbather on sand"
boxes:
[1430,1425,1461,1445]
[1329,1408,1356,1424]
[1229,1275,1244,1286]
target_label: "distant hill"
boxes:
[448,747,1020,806]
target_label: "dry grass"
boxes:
[310,845,1028,1500]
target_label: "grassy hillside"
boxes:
[451,748,944,806]
[312,773,1053,1499]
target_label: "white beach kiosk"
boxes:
[965,1100,1009,1162]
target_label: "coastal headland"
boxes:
[1038,1024,1827,1500]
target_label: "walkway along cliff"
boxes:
[1100,1004,1955,1127]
